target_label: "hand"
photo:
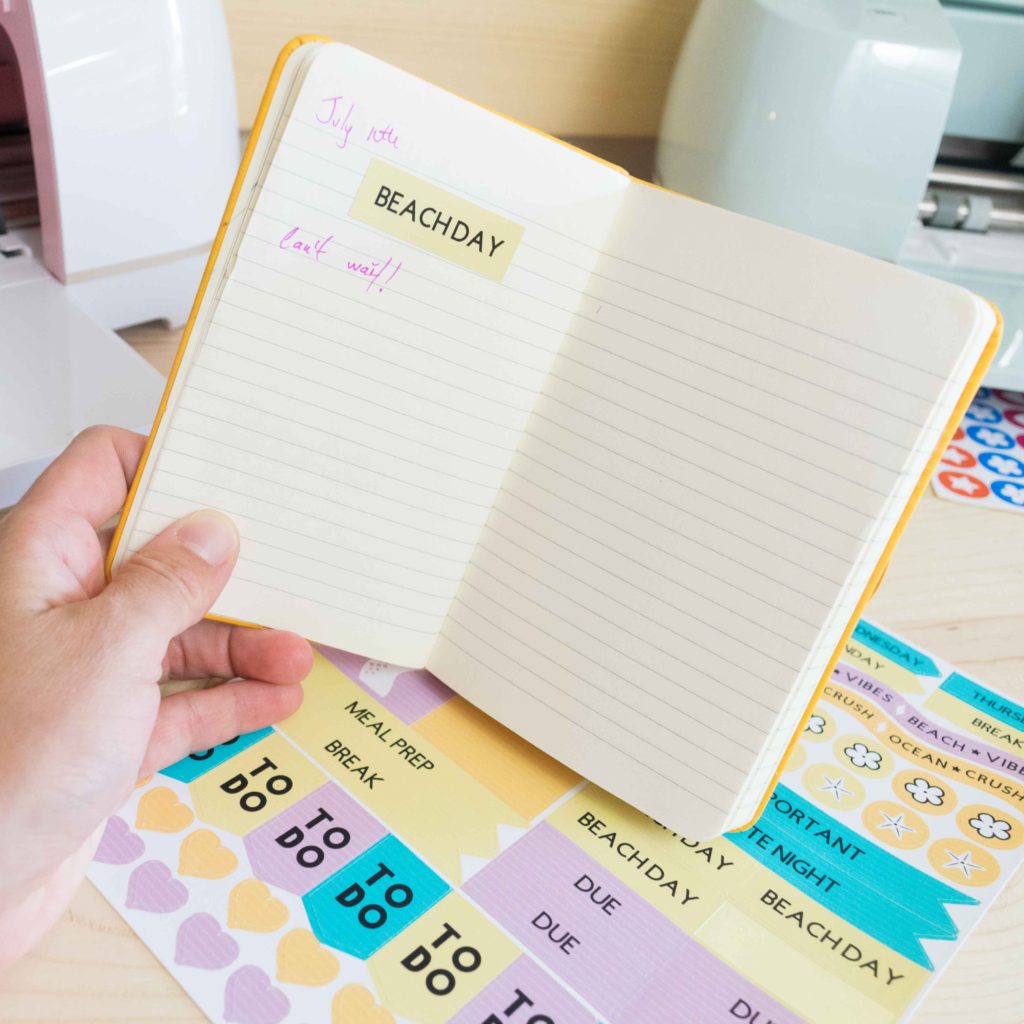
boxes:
[0,426,312,967]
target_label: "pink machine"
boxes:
[0,0,240,505]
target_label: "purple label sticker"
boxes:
[465,824,687,1018]
[449,954,596,1024]
[244,782,387,894]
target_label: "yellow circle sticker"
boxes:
[861,800,929,850]
[927,837,1000,888]
[802,764,866,811]
[783,743,807,774]
[893,769,956,816]
[801,711,834,742]
[957,804,1023,850]
[833,734,892,777]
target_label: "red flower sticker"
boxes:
[940,445,977,469]
[937,471,990,499]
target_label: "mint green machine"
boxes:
[657,0,1024,388]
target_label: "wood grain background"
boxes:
[222,0,702,136]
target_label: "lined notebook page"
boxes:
[429,180,992,836]
[114,44,629,666]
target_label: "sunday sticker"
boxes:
[349,159,524,282]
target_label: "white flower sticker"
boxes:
[844,742,882,770]
[975,427,1010,447]
[998,483,1024,506]
[947,474,983,495]
[805,715,826,735]
[905,776,945,806]
[969,404,1001,423]
[969,812,1012,841]
[987,455,1023,477]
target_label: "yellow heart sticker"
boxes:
[135,786,194,833]
[332,984,396,1024]
[178,829,238,879]
[276,928,339,987]
[227,878,289,933]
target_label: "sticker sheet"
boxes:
[932,386,1024,510]
[89,620,1024,1024]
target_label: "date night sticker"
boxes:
[933,388,1024,511]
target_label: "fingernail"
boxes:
[177,510,239,566]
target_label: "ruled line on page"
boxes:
[244,199,940,458]
[169,421,493,512]
[445,587,772,740]
[138,504,464,584]
[447,600,761,771]
[479,510,824,639]
[460,555,799,693]
[176,390,506,492]
[437,626,734,812]
[213,248,904,532]
[152,457,476,550]
[239,220,921,470]
[159,441,488,532]
[193,342,524,454]
[506,444,849,586]
[131,525,454,607]
[184,366,511,476]
[278,118,947,383]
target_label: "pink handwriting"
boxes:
[279,226,333,262]
[316,95,400,150]
[366,124,399,149]
[347,256,402,294]
[317,95,355,149]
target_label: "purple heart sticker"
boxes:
[175,912,239,970]
[125,860,188,913]
[94,815,145,865]
[224,965,290,1024]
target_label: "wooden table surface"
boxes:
[2,276,1023,1023]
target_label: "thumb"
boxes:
[100,510,240,645]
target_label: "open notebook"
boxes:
[108,38,1000,839]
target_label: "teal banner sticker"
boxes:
[160,727,274,783]
[727,785,977,968]
[852,621,941,677]
[940,673,1024,730]
[304,834,449,959]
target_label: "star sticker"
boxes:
[819,775,853,801]
[948,475,982,495]
[943,849,985,879]
[945,449,970,465]
[879,812,915,841]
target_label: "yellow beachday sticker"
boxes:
[349,159,524,281]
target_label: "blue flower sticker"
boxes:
[966,425,1014,450]
[965,403,1002,424]
[991,480,1024,507]
[979,451,1024,478]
